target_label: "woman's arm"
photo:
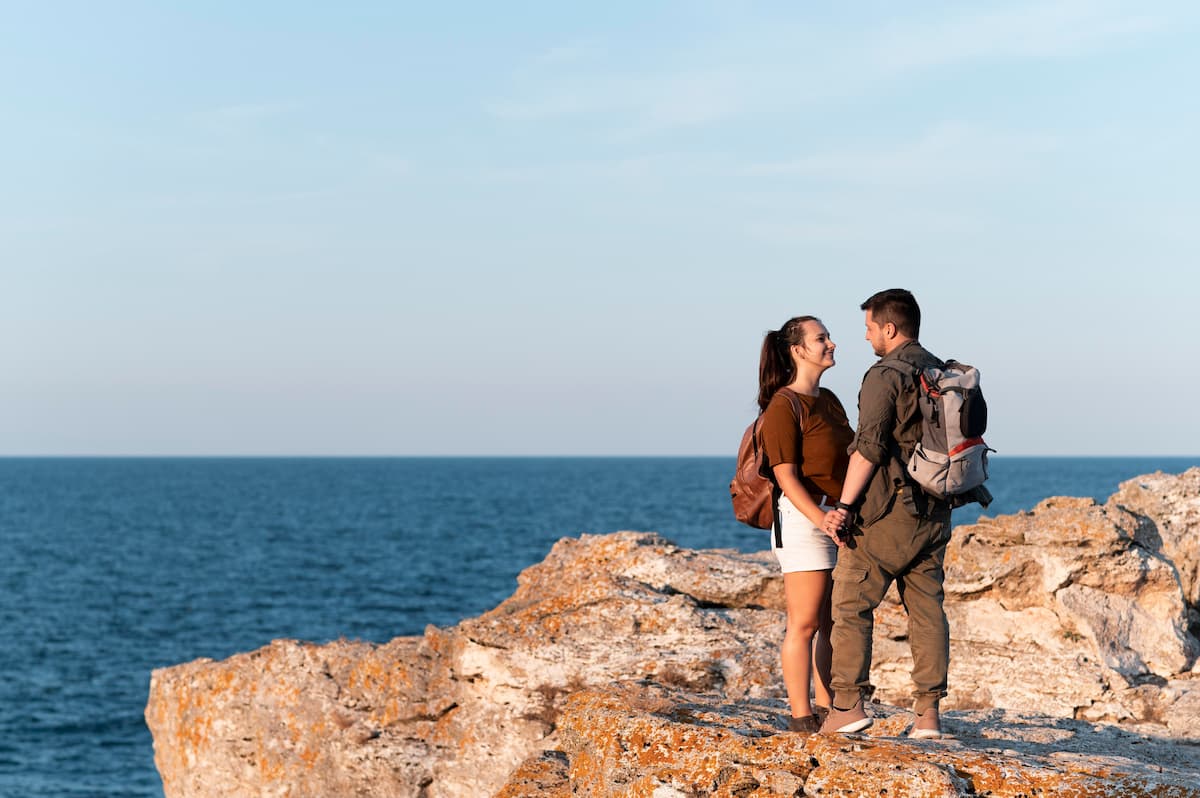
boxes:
[821,450,878,544]
[772,462,826,528]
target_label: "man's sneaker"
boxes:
[909,705,942,739]
[818,697,873,734]
[787,714,821,734]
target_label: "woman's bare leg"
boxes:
[781,569,833,717]
[812,573,834,709]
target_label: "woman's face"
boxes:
[794,320,836,369]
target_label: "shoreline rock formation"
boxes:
[145,469,1200,796]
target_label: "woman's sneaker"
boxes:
[818,697,873,734]
[787,714,822,734]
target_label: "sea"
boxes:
[1,455,1197,798]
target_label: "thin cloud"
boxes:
[473,121,1061,196]
[867,0,1166,72]
[484,88,611,122]
[744,200,982,246]
[189,100,304,137]
[485,65,749,135]
[624,69,745,135]
[738,122,1061,186]
[372,155,412,178]
[531,42,600,67]
[485,1,1180,134]
[478,152,712,184]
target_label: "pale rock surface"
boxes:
[1109,468,1200,610]
[147,533,788,798]
[549,682,1200,797]
[864,487,1200,736]
[146,471,1200,797]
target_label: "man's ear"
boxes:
[883,322,897,339]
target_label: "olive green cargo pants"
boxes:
[829,503,952,713]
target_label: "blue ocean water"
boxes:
[1,455,1197,797]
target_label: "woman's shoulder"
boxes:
[817,386,844,404]
[768,387,817,411]
[816,387,852,425]
[764,389,791,412]
[762,388,806,422]
[759,391,803,449]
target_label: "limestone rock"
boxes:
[1108,467,1200,610]
[145,636,452,798]
[146,471,1200,797]
[147,532,789,798]
[864,491,1200,722]
[493,750,571,798]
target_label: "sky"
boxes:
[4,1,1198,456]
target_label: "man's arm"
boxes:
[821,364,900,541]
[839,450,877,507]
[822,451,877,541]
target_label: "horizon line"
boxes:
[0,453,1197,460]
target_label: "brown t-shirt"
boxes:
[758,387,854,501]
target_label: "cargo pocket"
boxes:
[831,564,875,612]
[834,564,869,585]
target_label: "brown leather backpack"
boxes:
[729,389,806,529]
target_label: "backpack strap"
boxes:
[757,387,810,470]
[872,360,929,505]
[781,387,809,431]
[876,358,919,387]
[770,387,809,548]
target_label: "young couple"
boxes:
[757,288,951,739]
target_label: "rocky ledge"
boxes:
[145,469,1200,797]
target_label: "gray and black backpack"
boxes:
[901,359,994,504]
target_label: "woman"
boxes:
[757,315,854,733]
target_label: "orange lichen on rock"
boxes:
[542,684,1200,798]
[494,750,572,798]
[804,733,1186,798]
[557,686,822,796]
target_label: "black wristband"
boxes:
[834,500,854,512]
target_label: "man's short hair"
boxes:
[861,289,921,339]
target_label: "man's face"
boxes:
[864,310,888,357]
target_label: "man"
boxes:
[818,288,950,739]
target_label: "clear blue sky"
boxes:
[5,2,1198,455]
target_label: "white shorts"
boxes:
[772,494,838,573]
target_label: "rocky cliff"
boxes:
[145,469,1200,797]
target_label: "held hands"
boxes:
[822,508,850,546]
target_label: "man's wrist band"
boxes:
[834,501,854,512]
